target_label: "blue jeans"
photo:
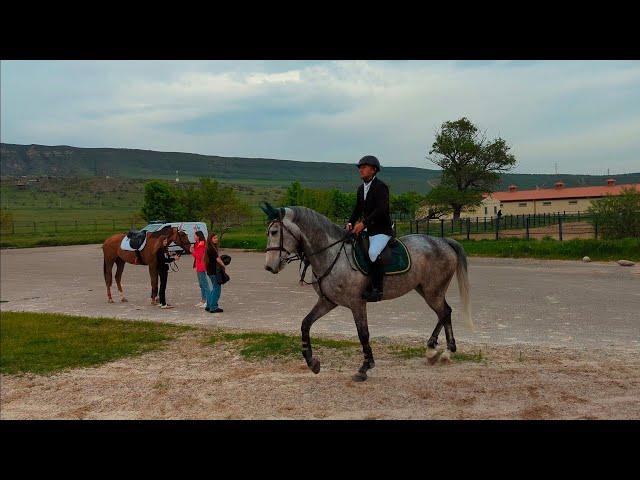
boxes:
[206,273,221,310]
[197,271,211,301]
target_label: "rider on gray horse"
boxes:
[346,155,394,302]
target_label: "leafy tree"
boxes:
[141,180,185,222]
[588,187,640,239]
[427,117,516,219]
[391,191,426,218]
[197,178,252,243]
[284,181,303,206]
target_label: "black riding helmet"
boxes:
[356,155,381,172]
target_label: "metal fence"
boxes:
[0,211,605,242]
[398,212,599,241]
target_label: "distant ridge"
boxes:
[2,143,639,193]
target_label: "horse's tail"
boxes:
[443,238,473,331]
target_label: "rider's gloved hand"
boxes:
[345,223,353,231]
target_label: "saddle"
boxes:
[126,229,148,250]
[352,231,411,276]
[126,229,148,265]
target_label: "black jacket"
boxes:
[156,248,174,273]
[348,176,394,236]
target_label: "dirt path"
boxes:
[2,329,639,420]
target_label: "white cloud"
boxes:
[1,60,639,174]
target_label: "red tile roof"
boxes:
[491,183,639,202]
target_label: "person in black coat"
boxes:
[156,237,177,309]
[346,155,394,302]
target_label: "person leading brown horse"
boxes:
[101,226,192,304]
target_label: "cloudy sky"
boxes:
[1,60,639,175]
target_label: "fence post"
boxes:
[483,217,487,232]
[475,217,479,233]
[495,216,499,240]
[466,218,471,240]
[416,220,419,234]
[451,218,454,233]
[594,220,598,239]
[558,215,563,241]
[525,216,530,240]
[440,219,445,237]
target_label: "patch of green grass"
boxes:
[388,345,485,362]
[452,350,485,363]
[459,237,640,262]
[388,345,427,359]
[0,311,191,375]
[207,330,358,360]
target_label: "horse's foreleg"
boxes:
[301,297,337,374]
[351,303,375,382]
[149,266,159,304]
[104,257,115,303]
[115,258,127,302]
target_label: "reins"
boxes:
[267,219,359,304]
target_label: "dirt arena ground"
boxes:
[1,244,639,419]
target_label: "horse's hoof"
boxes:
[309,357,321,374]
[352,372,368,382]
[440,350,452,363]
[121,297,128,303]
[426,348,440,365]
[108,298,114,303]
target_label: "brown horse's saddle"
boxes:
[352,232,411,276]
[126,229,148,250]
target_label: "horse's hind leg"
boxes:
[351,303,375,382]
[415,286,454,364]
[114,258,127,302]
[103,257,115,303]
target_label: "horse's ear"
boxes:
[261,202,280,221]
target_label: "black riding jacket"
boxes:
[348,176,394,236]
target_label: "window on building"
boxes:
[569,200,578,204]
[494,206,497,213]
[543,201,552,206]
[484,207,487,215]
[518,203,527,207]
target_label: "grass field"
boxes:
[0,311,191,375]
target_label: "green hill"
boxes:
[2,143,639,193]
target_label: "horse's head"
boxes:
[171,225,192,253]
[261,203,301,274]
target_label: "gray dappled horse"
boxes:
[262,203,473,382]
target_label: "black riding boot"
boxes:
[363,258,384,302]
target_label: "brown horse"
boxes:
[102,226,192,304]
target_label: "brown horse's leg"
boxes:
[103,257,115,303]
[149,265,159,304]
[115,258,127,302]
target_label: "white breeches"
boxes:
[368,233,392,262]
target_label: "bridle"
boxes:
[266,217,358,304]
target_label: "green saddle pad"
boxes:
[352,235,411,276]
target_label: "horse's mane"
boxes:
[290,206,344,239]
[150,225,174,238]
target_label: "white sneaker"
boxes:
[160,304,174,309]
[195,301,205,307]
[200,302,207,308]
